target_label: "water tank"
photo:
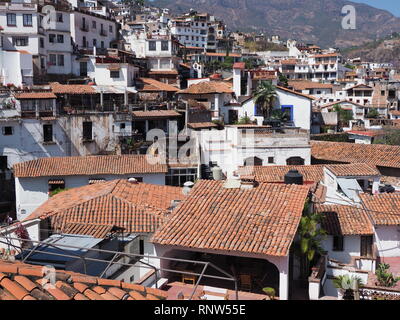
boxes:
[284,170,303,185]
[211,166,223,181]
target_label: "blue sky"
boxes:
[351,0,400,17]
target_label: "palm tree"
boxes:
[333,275,363,300]
[296,211,327,279]
[253,80,277,120]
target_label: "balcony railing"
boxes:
[80,24,89,32]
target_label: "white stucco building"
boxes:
[13,154,169,219]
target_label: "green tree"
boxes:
[374,129,400,146]
[375,263,400,287]
[296,210,327,279]
[332,104,353,127]
[366,109,379,119]
[278,72,288,87]
[253,80,277,120]
[333,275,363,300]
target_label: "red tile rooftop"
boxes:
[0,260,167,300]
[24,179,186,234]
[151,180,310,257]
[13,154,168,178]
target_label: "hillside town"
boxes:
[1,0,400,302]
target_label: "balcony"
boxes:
[80,24,89,32]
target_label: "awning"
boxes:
[337,178,363,202]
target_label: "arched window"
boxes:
[286,157,305,165]
[244,157,263,166]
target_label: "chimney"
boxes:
[233,63,244,97]
[284,170,304,185]
[240,176,256,190]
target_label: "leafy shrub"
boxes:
[376,263,400,288]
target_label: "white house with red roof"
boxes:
[12,155,169,219]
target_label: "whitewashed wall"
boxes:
[375,226,400,258]
[15,173,166,220]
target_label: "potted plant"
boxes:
[262,287,276,300]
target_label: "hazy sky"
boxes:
[351,0,400,17]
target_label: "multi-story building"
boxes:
[0,0,73,78]
[168,12,224,51]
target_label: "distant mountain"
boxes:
[152,0,400,48]
[343,35,400,67]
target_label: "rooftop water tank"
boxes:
[211,166,223,181]
[284,170,303,185]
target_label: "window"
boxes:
[109,25,113,33]
[80,61,87,76]
[57,13,63,22]
[57,54,64,66]
[148,41,156,51]
[2,127,13,136]
[268,157,274,164]
[361,236,373,258]
[23,14,32,26]
[0,156,7,171]
[101,41,104,48]
[12,37,28,46]
[43,124,53,142]
[40,37,44,48]
[286,157,305,165]
[165,168,197,187]
[83,121,93,141]
[110,70,120,78]
[57,34,64,43]
[49,34,56,43]
[7,13,16,26]
[120,123,126,130]
[82,36,87,47]
[333,236,344,251]
[139,239,144,255]
[161,40,169,51]
[93,39,97,47]
[49,54,57,66]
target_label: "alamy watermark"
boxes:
[342,5,356,30]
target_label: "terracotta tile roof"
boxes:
[60,222,121,238]
[347,130,385,137]
[281,59,298,65]
[151,180,310,257]
[312,53,339,58]
[13,92,56,99]
[360,193,400,226]
[50,82,96,95]
[325,163,380,177]
[13,155,167,178]
[315,204,374,235]
[237,164,380,182]
[187,122,218,129]
[132,110,181,118]
[25,179,185,234]
[0,260,167,300]
[148,70,178,75]
[204,52,241,57]
[311,141,400,169]
[233,62,246,70]
[288,81,333,91]
[237,165,325,183]
[138,78,179,92]
[178,81,233,94]
[320,99,366,109]
[276,86,316,100]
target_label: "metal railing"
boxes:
[0,234,239,300]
